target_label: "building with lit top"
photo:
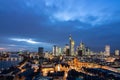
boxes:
[69,35,75,56]
[76,41,86,56]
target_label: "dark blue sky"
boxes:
[0,0,120,52]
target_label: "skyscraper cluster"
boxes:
[38,35,119,57]
[63,35,91,56]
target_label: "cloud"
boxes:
[10,38,39,44]
[0,0,120,51]
[8,44,18,47]
[44,0,120,26]
[10,38,53,47]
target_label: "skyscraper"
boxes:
[69,35,75,56]
[53,45,62,56]
[58,47,62,56]
[77,42,86,56]
[38,47,44,56]
[63,44,70,56]
[105,45,110,56]
[53,45,58,56]
[115,50,119,56]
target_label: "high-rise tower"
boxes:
[77,41,86,56]
[115,50,119,56]
[63,44,70,56]
[53,45,57,56]
[53,45,62,56]
[38,47,44,56]
[69,35,75,56]
[105,45,110,56]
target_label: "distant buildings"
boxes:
[115,50,119,56]
[76,42,86,56]
[105,45,110,56]
[76,41,92,56]
[44,51,49,58]
[53,45,57,56]
[49,35,119,57]
[38,47,44,56]
[52,45,62,56]
[64,44,70,56]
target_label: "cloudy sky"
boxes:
[0,0,120,52]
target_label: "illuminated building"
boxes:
[105,45,110,56]
[86,48,91,56]
[53,45,57,56]
[69,35,75,56]
[44,51,49,58]
[53,45,62,56]
[77,41,86,56]
[38,47,44,56]
[115,50,119,56]
[63,44,70,56]
[105,57,115,62]
[58,47,62,56]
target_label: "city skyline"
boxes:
[0,0,120,52]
